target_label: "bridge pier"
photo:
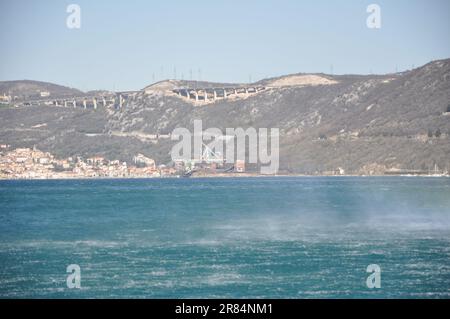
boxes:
[119,94,124,108]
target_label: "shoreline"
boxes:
[1,173,449,181]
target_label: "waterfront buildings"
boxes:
[0,146,173,179]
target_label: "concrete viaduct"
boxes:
[21,92,137,110]
[172,86,266,102]
[18,86,266,109]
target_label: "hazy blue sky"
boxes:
[0,0,449,91]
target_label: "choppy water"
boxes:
[0,177,449,298]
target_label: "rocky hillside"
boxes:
[0,80,83,99]
[0,59,449,174]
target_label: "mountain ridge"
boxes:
[1,59,449,175]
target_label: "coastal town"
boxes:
[0,144,177,179]
[1,144,449,179]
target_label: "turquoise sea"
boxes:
[0,177,449,298]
